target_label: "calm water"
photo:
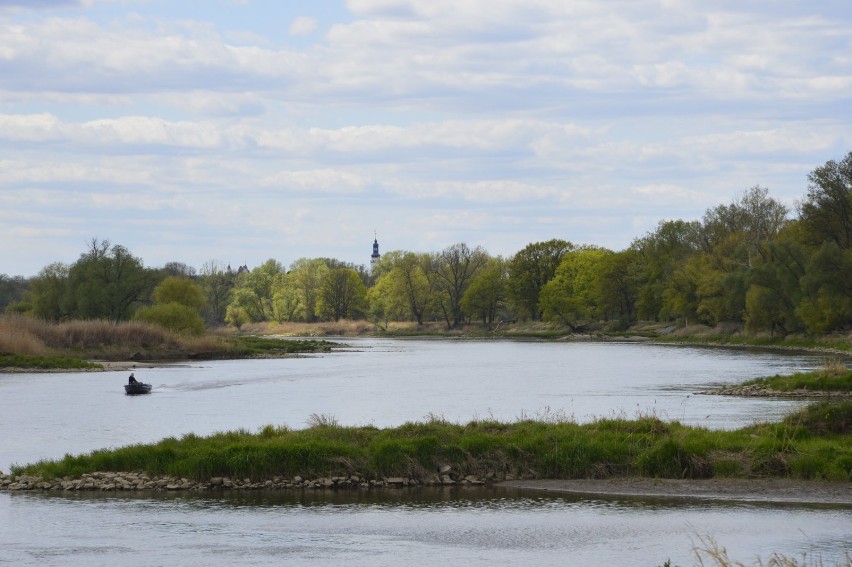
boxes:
[1,339,849,565]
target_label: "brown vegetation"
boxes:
[0,314,226,361]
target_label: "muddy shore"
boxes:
[502,478,852,505]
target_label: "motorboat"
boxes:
[124,382,152,395]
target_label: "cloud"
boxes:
[0,1,849,276]
[289,16,317,37]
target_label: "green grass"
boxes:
[0,353,102,370]
[654,334,852,353]
[12,402,851,483]
[227,336,335,356]
[742,369,852,393]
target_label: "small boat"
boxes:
[124,382,152,395]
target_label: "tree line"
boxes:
[2,152,850,337]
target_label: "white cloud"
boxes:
[0,1,849,275]
[289,16,317,37]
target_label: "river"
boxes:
[1,339,849,565]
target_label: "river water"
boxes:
[1,339,849,565]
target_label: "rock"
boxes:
[439,465,452,474]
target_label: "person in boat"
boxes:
[128,373,138,384]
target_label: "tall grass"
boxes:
[0,314,180,352]
[13,402,851,483]
[742,361,852,393]
[0,314,326,364]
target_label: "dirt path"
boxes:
[501,478,852,505]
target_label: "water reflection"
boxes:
[4,488,850,566]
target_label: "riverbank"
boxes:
[3,471,850,506]
[700,367,852,399]
[502,478,852,505]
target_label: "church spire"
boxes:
[371,231,380,268]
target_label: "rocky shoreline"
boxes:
[0,466,501,493]
[700,384,852,398]
[4,470,850,505]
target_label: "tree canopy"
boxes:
[7,153,852,336]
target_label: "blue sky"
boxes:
[1,0,850,276]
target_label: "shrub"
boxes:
[133,302,206,336]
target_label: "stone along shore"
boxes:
[0,467,506,493]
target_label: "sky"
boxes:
[1,0,850,277]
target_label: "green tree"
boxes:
[596,249,642,327]
[539,247,612,330]
[198,261,235,326]
[429,243,489,328]
[799,151,852,249]
[26,263,70,321]
[133,275,206,335]
[366,273,408,330]
[153,276,205,311]
[632,220,701,321]
[797,241,852,333]
[508,239,574,321]
[63,239,154,322]
[368,252,431,326]
[0,274,28,313]
[744,231,808,335]
[391,252,432,324]
[271,272,303,323]
[318,267,367,321]
[226,259,284,323]
[133,302,205,335]
[461,257,508,326]
[288,258,329,322]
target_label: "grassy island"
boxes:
[705,363,852,398]
[10,402,851,485]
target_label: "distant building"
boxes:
[371,235,381,269]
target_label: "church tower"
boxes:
[371,233,381,269]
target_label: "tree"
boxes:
[799,152,852,249]
[632,220,701,321]
[288,258,329,322]
[0,274,28,313]
[390,252,432,324]
[368,252,431,326]
[508,239,574,320]
[366,273,407,330]
[198,261,235,326]
[743,231,808,335]
[133,302,205,335]
[796,242,852,333]
[429,243,489,328]
[160,262,197,278]
[461,257,508,326]
[597,250,642,327]
[539,247,612,330]
[225,259,283,323]
[318,267,367,321]
[271,272,303,323]
[63,240,154,322]
[26,263,70,321]
[153,276,205,311]
[701,186,788,265]
[133,275,206,335]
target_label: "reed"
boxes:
[13,402,851,484]
[0,314,331,365]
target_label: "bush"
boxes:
[133,302,205,336]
